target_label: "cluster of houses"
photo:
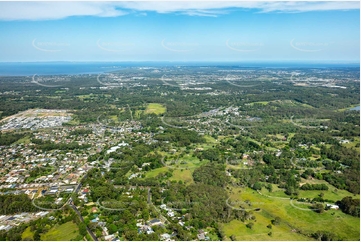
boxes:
[85,206,120,241]
[106,141,129,154]
[160,106,262,136]
[0,145,90,198]
[158,204,210,241]
[0,211,49,232]
[160,204,176,218]
[200,106,240,118]
[0,141,90,186]
[0,109,72,131]
[0,106,259,240]
[136,218,161,235]
[0,114,160,202]
[136,218,178,241]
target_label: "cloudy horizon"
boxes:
[0,1,359,62]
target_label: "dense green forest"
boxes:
[0,194,39,214]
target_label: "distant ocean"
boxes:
[0,62,359,76]
[0,62,126,76]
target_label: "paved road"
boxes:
[161,116,187,129]
[290,115,317,129]
[69,202,98,241]
[96,114,124,130]
[69,174,97,240]
[68,173,98,241]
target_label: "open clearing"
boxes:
[170,169,194,184]
[248,100,315,109]
[221,217,310,241]
[40,221,80,241]
[21,227,34,240]
[223,187,360,241]
[145,167,169,178]
[342,137,360,152]
[145,103,166,115]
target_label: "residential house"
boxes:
[148,218,162,227]
[160,233,171,241]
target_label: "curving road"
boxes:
[290,116,317,129]
[161,116,189,129]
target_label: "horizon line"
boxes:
[0,60,359,64]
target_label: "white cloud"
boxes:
[256,1,361,13]
[0,2,128,21]
[0,1,359,21]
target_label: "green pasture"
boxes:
[145,103,166,115]
[40,221,80,241]
[21,227,34,240]
[224,187,359,241]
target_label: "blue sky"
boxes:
[0,1,359,62]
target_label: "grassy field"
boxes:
[144,167,169,178]
[248,100,315,109]
[134,110,142,119]
[14,135,31,145]
[167,153,207,170]
[109,115,119,123]
[77,94,92,100]
[64,118,80,125]
[342,137,360,153]
[287,133,296,140]
[221,217,310,241]
[203,135,218,144]
[266,134,287,140]
[21,227,34,240]
[262,180,360,202]
[299,103,315,108]
[245,137,262,146]
[145,151,205,181]
[146,134,224,182]
[223,186,360,241]
[40,221,80,241]
[262,189,291,199]
[197,143,217,150]
[298,178,360,201]
[291,100,315,108]
[226,161,248,170]
[170,169,194,184]
[248,101,270,106]
[145,103,166,115]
